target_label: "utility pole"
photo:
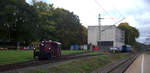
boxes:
[98,14,101,41]
[98,14,103,48]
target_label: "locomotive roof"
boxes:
[45,41,61,45]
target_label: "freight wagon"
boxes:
[120,45,131,52]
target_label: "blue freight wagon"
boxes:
[121,45,131,52]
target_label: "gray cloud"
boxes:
[136,19,150,25]
[144,0,150,4]
[136,22,150,43]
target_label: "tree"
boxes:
[0,0,39,42]
[134,42,147,51]
[32,1,56,41]
[32,1,87,49]
[52,8,87,49]
[118,22,139,45]
[0,1,87,49]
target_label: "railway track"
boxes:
[95,53,138,73]
[108,54,137,73]
[0,52,105,72]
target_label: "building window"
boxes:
[98,41,113,47]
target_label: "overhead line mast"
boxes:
[94,0,116,22]
[98,14,104,41]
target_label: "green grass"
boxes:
[24,53,129,73]
[87,51,105,55]
[0,50,33,65]
[0,50,88,65]
[61,50,88,55]
[109,53,129,62]
[0,49,127,65]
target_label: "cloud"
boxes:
[143,0,150,4]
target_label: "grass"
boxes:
[0,49,127,65]
[61,50,88,55]
[87,51,105,55]
[0,50,88,65]
[109,53,129,62]
[0,50,33,65]
[24,53,129,73]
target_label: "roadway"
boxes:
[125,53,150,73]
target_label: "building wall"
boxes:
[101,25,116,42]
[88,25,124,49]
[88,26,99,46]
[114,28,125,48]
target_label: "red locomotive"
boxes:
[33,40,61,60]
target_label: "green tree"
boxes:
[32,1,56,40]
[0,0,87,49]
[118,22,139,45]
[52,8,87,49]
[0,0,39,42]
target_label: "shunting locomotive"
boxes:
[33,40,61,60]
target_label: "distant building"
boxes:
[88,25,125,50]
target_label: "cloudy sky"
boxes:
[26,0,150,43]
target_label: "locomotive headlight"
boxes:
[41,43,44,46]
[49,48,51,50]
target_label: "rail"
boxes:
[92,53,138,73]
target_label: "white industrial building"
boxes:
[88,25,125,50]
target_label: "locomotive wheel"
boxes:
[34,51,39,60]
[51,50,54,57]
[47,50,54,60]
[38,53,43,60]
[38,51,47,60]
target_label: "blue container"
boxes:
[74,45,79,50]
[70,45,79,50]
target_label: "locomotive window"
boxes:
[45,44,51,48]
[52,43,58,49]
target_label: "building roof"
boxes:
[88,25,124,32]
